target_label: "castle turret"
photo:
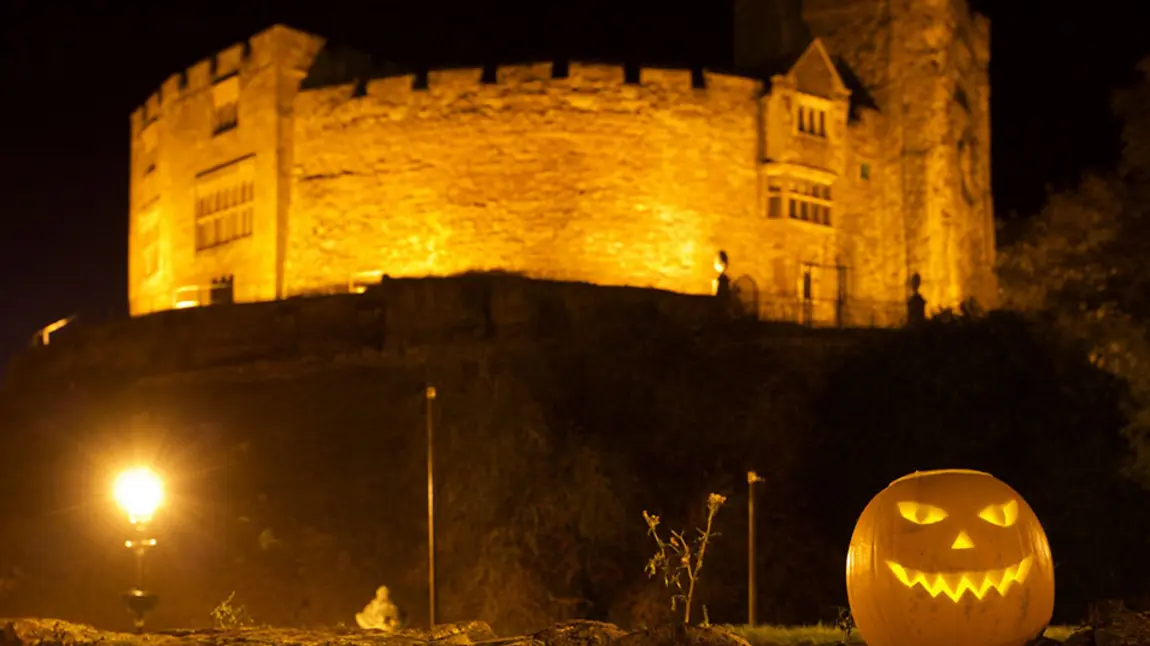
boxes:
[128,24,325,316]
[803,0,996,312]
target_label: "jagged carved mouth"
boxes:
[885,556,1034,602]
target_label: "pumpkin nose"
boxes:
[951,531,974,550]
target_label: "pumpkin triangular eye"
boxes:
[897,501,948,525]
[978,500,1019,527]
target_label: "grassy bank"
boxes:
[724,624,1081,645]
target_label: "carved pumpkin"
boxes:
[846,469,1054,646]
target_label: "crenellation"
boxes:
[495,62,552,85]
[972,15,990,67]
[160,74,183,107]
[427,67,484,91]
[704,71,762,99]
[639,68,693,91]
[143,93,162,123]
[257,24,324,72]
[365,75,416,101]
[212,43,247,80]
[185,59,213,95]
[129,107,144,138]
[569,62,625,85]
[131,25,318,125]
[331,63,752,110]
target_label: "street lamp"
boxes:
[747,470,765,626]
[113,467,163,633]
[426,385,437,628]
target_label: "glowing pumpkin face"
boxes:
[846,469,1054,646]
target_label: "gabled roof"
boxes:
[758,37,878,118]
[787,39,849,99]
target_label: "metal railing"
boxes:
[748,296,907,329]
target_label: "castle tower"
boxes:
[128,25,325,315]
[801,0,997,312]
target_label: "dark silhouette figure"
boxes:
[715,250,732,305]
[907,273,926,327]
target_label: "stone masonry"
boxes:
[128,1,995,328]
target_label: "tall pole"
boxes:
[426,385,437,628]
[747,471,763,626]
[123,524,158,634]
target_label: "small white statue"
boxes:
[355,585,400,631]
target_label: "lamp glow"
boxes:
[114,467,163,524]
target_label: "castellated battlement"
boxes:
[294,62,762,114]
[131,24,324,135]
[132,51,763,136]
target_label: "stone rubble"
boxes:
[0,619,752,646]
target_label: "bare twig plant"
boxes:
[643,492,727,625]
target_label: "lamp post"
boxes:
[747,470,764,626]
[113,467,163,633]
[426,385,437,628]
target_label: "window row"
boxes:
[789,197,832,226]
[797,105,827,138]
[791,182,831,201]
[197,181,255,219]
[767,181,833,227]
[196,208,254,251]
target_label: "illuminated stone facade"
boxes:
[129,1,995,326]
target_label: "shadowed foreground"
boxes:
[0,618,751,646]
[7,608,1150,646]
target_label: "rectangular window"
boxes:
[796,103,828,138]
[767,184,782,218]
[195,179,255,251]
[195,155,255,251]
[211,75,240,135]
[860,163,871,180]
[785,179,834,227]
[213,102,238,134]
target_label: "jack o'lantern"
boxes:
[846,469,1054,646]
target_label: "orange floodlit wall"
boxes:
[128,5,996,328]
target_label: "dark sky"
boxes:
[0,0,1146,372]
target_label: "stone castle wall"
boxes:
[287,59,908,327]
[287,64,763,298]
[124,2,996,329]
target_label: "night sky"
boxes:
[0,0,1146,372]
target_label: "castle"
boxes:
[128,0,995,327]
